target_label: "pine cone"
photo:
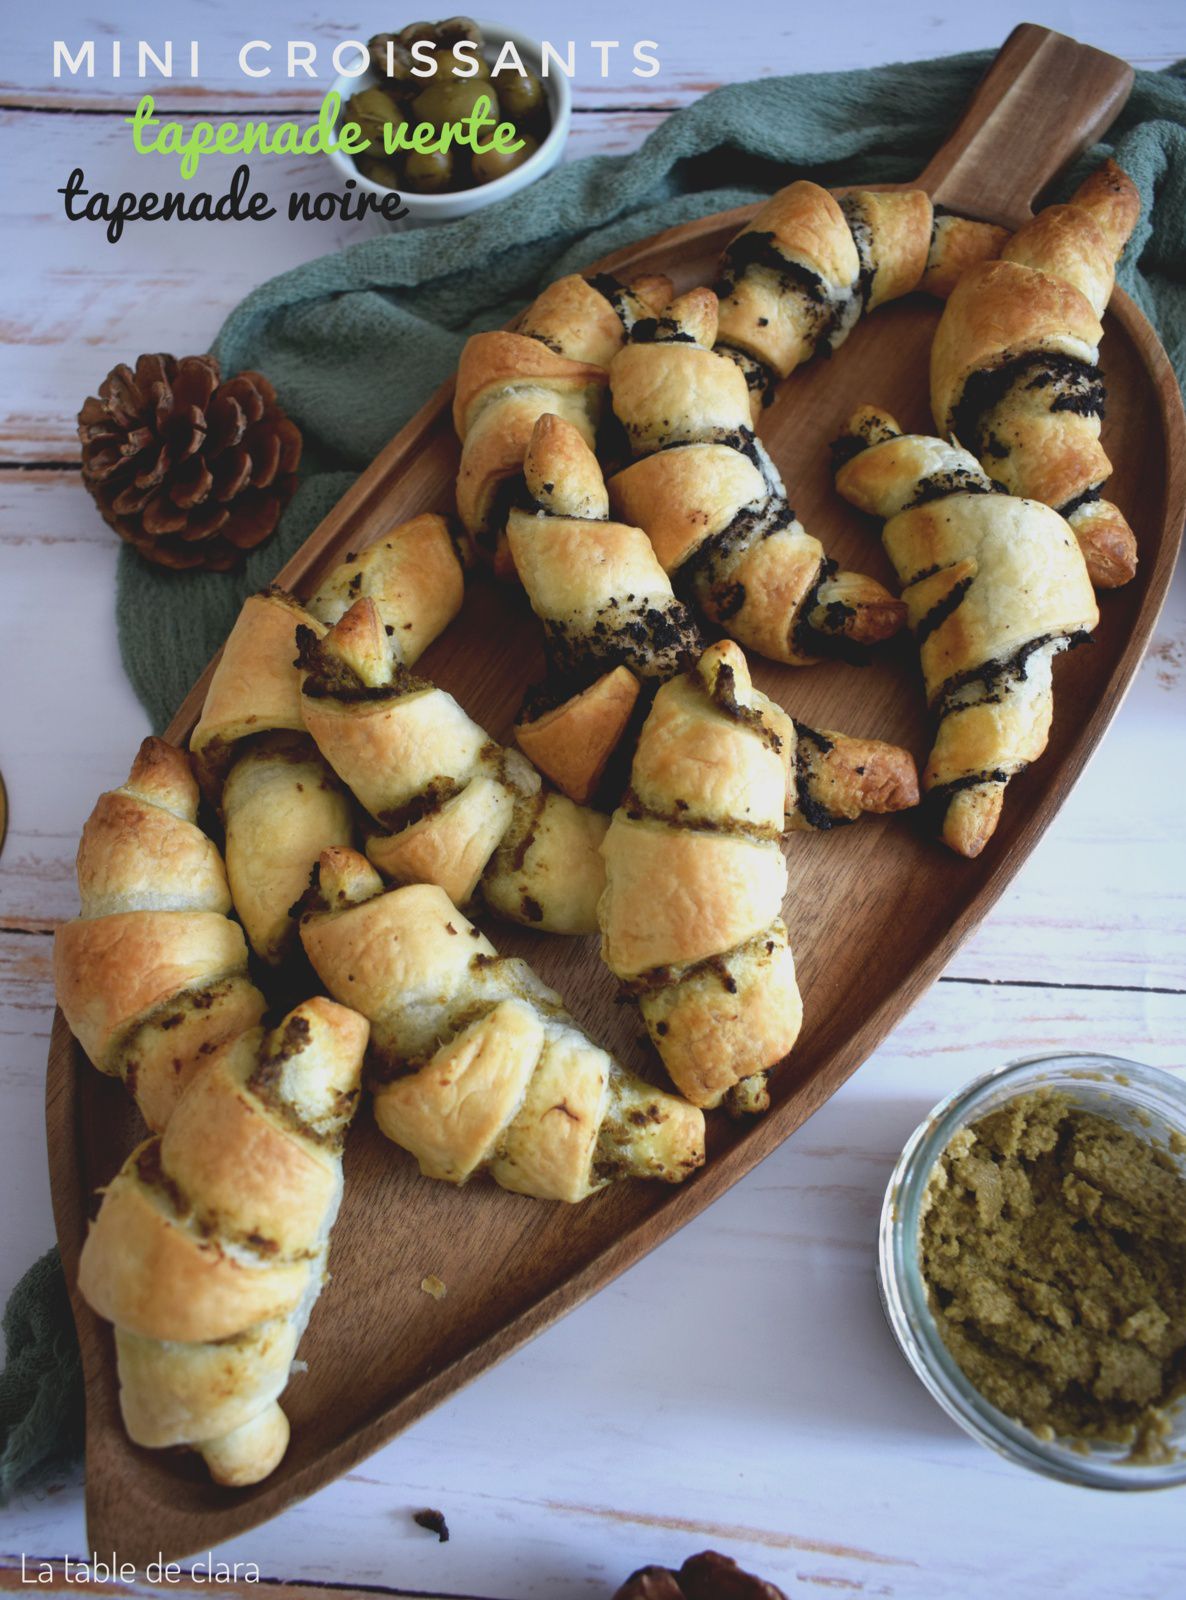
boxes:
[78,353,302,572]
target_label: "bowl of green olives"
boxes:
[328,17,570,222]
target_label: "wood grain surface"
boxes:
[30,17,1186,1580]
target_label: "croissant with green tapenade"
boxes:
[53,737,266,1132]
[297,596,608,934]
[300,849,705,1201]
[77,996,367,1487]
[834,405,1099,857]
[598,639,918,1115]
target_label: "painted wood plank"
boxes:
[1,973,1183,1597]
[2,0,1181,110]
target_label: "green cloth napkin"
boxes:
[7,47,1186,1503]
[116,50,1186,730]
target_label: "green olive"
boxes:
[398,21,440,48]
[413,76,498,129]
[404,147,454,192]
[498,68,543,120]
[355,155,402,190]
[436,44,490,81]
[436,16,483,47]
[369,34,423,94]
[346,87,406,149]
[472,132,538,185]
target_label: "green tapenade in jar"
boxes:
[920,1090,1186,1459]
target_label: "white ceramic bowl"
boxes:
[327,21,571,226]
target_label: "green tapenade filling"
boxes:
[920,1091,1186,1461]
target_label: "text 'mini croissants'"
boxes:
[508,411,702,802]
[931,161,1141,589]
[712,180,1007,401]
[296,596,608,934]
[608,288,905,667]
[300,849,705,1201]
[54,737,266,1131]
[834,405,1099,857]
[454,271,672,569]
[78,996,367,1486]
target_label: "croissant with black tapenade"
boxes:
[608,288,906,666]
[508,411,702,803]
[834,405,1099,857]
[931,161,1141,589]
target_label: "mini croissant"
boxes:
[300,850,705,1201]
[599,641,801,1114]
[931,161,1141,588]
[454,271,672,569]
[53,738,266,1131]
[598,639,917,1113]
[189,519,466,963]
[834,406,1099,857]
[508,412,702,802]
[78,997,366,1486]
[608,288,905,665]
[297,597,608,934]
[713,180,1007,400]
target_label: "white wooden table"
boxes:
[2,3,1184,1595]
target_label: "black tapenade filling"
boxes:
[838,195,877,312]
[914,574,974,648]
[790,559,871,667]
[905,470,998,509]
[629,314,697,345]
[716,229,853,352]
[791,721,850,832]
[1059,485,1103,519]
[951,352,1105,455]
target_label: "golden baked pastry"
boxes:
[189,519,467,963]
[931,162,1141,588]
[297,597,608,934]
[508,412,702,801]
[713,180,1006,398]
[599,640,917,1114]
[608,288,905,665]
[300,849,705,1201]
[454,271,672,569]
[834,406,1099,857]
[53,738,266,1131]
[77,997,366,1486]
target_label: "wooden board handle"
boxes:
[917,22,1133,229]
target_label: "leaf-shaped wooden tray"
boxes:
[47,24,1186,1564]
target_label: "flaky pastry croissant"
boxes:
[300,850,705,1201]
[189,518,466,963]
[713,180,1006,400]
[608,288,905,665]
[834,406,1099,857]
[297,597,608,934]
[454,271,672,569]
[508,412,702,802]
[53,738,266,1131]
[598,639,917,1113]
[931,161,1141,588]
[78,996,367,1486]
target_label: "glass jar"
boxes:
[878,1052,1186,1489]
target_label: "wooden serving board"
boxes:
[47,25,1186,1564]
